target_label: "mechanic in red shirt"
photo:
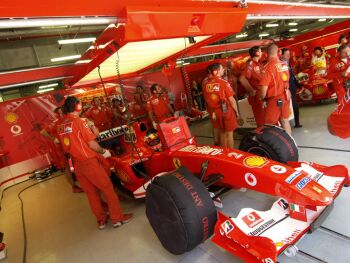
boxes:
[202,63,239,148]
[57,96,133,229]
[239,46,265,127]
[133,85,149,118]
[260,44,292,135]
[147,84,174,128]
[40,107,83,193]
[84,97,113,132]
[328,44,350,100]
[295,45,312,74]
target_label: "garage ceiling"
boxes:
[0,0,349,98]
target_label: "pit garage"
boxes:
[0,1,350,263]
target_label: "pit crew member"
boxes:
[311,47,327,76]
[260,44,292,135]
[84,97,113,132]
[202,63,239,148]
[328,44,350,99]
[40,107,83,193]
[58,96,133,229]
[239,46,265,127]
[147,84,174,128]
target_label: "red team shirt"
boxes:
[57,114,98,162]
[259,57,290,124]
[328,57,350,99]
[146,95,171,122]
[202,76,237,132]
[84,105,113,131]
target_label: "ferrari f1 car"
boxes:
[296,69,335,103]
[97,117,349,263]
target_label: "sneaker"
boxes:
[98,220,107,230]
[72,186,84,193]
[112,213,134,228]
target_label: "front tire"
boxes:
[145,166,217,255]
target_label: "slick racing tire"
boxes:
[239,125,298,163]
[145,166,217,255]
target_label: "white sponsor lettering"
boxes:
[179,145,223,156]
[285,171,301,184]
[270,165,287,174]
[245,173,257,186]
[227,152,244,159]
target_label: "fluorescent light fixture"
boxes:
[259,33,270,37]
[236,33,248,38]
[266,23,279,27]
[318,18,327,22]
[0,17,117,29]
[58,37,96,45]
[247,15,350,20]
[182,62,190,66]
[51,55,81,62]
[38,83,58,89]
[289,28,298,32]
[75,60,92,64]
[288,22,298,26]
[37,88,54,93]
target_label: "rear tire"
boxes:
[239,125,298,163]
[145,166,217,255]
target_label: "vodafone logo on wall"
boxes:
[242,211,263,228]
[5,112,23,136]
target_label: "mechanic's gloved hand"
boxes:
[101,149,112,158]
[152,121,157,129]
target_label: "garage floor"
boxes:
[1,102,350,263]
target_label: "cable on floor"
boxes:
[18,172,64,263]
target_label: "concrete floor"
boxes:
[1,102,350,263]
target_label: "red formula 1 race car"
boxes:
[97,117,349,263]
[296,69,335,103]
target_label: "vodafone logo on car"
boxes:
[242,211,263,228]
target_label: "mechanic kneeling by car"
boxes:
[57,96,133,230]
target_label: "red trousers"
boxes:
[248,95,265,127]
[74,156,123,222]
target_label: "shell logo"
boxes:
[313,86,325,96]
[282,73,288,82]
[63,137,70,146]
[243,156,269,168]
[211,94,218,101]
[5,112,18,124]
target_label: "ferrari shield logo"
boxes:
[173,158,182,168]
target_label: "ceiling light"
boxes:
[236,33,248,38]
[247,15,350,20]
[37,88,54,93]
[51,55,81,62]
[75,60,92,64]
[289,28,298,32]
[266,23,279,27]
[318,18,327,22]
[182,62,190,66]
[58,38,96,45]
[259,33,270,37]
[0,17,117,29]
[38,83,58,89]
[288,22,298,26]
